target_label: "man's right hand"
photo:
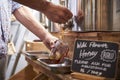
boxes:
[43,2,73,24]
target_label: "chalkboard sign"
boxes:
[72,40,119,78]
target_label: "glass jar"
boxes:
[49,40,69,63]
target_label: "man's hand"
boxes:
[43,34,59,50]
[43,3,73,24]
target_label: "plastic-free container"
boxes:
[49,40,69,63]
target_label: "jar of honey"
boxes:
[49,40,69,63]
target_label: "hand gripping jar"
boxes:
[49,40,69,63]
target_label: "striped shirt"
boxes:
[0,0,22,54]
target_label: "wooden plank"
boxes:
[71,72,113,80]
[9,64,37,80]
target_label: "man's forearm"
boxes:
[13,6,51,41]
[13,0,50,12]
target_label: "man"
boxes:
[0,0,72,80]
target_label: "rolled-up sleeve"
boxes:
[12,1,23,13]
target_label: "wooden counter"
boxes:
[10,31,120,80]
[24,31,120,80]
[51,31,120,80]
[9,52,117,80]
[25,55,116,80]
[25,56,74,80]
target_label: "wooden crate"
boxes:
[25,40,50,53]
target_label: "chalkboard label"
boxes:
[72,40,119,78]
